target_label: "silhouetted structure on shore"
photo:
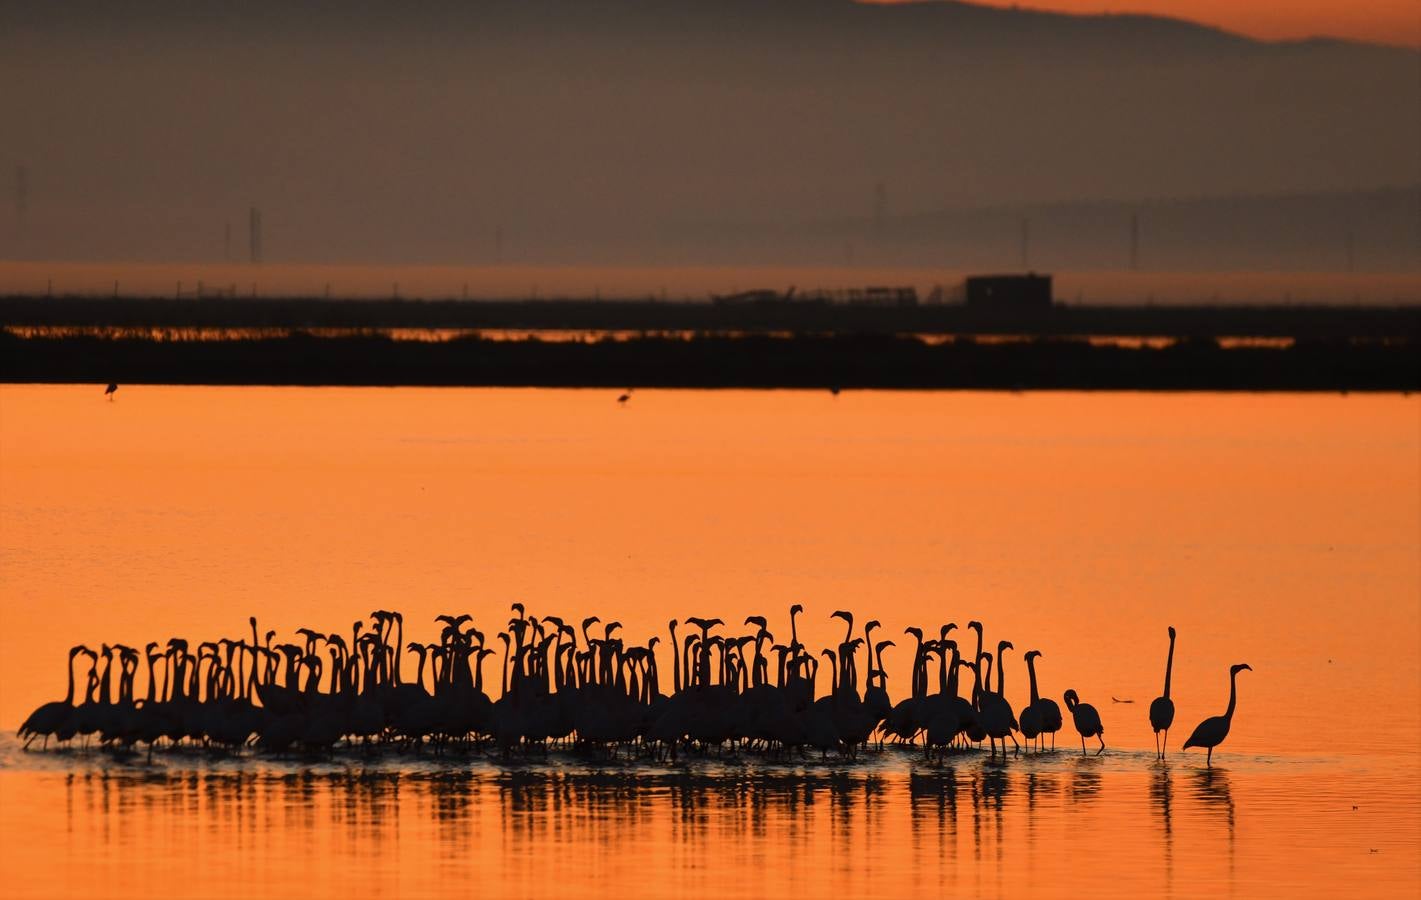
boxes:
[965,274,1053,311]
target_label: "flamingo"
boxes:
[16,607,1257,766]
[1019,649,1044,751]
[1063,689,1105,755]
[1182,664,1251,767]
[18,645,88,749]
[1149,626,1177,759]
[978,639,1019,759]
[1025,650,1063,751]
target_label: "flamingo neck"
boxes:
[670,626,681,693]
[99,656,113,705]
[1026,656,1040,704]
[912,640,925,698]
[1225,668,1240,719]
[64,656,77,704]
[1163,634,1175,699]
[394,619,404,685]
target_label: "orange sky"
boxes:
[875,1,1421,46]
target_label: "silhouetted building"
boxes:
[964,274,1052,311]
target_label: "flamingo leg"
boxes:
[1080,734,1086,756]
[1096,734,1106,756]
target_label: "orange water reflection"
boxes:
[1,386,1418,897]
[1,387,1416,756]
[1,753,1415,899]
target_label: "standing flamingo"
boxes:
[18,645,88,749]
[1063,689,1105,756]
[1149,626,1177,759]
[1182,663,1251,767]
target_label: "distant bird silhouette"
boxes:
[1149,626,1177,759]
[617,390,632,405]
[104,383,118,401]
[1183,663,1251,767]
[1064,688,1105,755]
[829,385,841,396]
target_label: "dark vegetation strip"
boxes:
[2,330,1415,391]
[3,295,1419,340]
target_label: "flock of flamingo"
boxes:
[17,608,1251,766]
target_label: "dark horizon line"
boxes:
[4,328,1416,393]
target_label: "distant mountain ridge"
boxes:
[0,0,1384,49]
[3,0,1416,269]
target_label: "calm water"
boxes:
[1,386,1418,897]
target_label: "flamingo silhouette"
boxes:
[17,605,1257,765]
[18,645,88,749]
[1182,663,1251,766]
[1064,689,1105,755]
[1149,626,1177,759]
[104,383,117,400]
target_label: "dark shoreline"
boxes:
[3,329,1415,392]
[4,295,1420,340]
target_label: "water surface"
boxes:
[1,387,1417,896]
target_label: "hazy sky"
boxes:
[880,1,1421,45]
[3,1,1417,272]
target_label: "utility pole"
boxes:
[249,206,262,264]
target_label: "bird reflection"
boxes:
[54,760,1229,890]
[1151,764,1174,889]
[1071,759,1103,802]
[1191,767,1236,875]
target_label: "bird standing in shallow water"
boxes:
[104,383,118,400]
[1064,689,1105,755]
[1149,626,1177,759]
[1183,663,1251,767]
